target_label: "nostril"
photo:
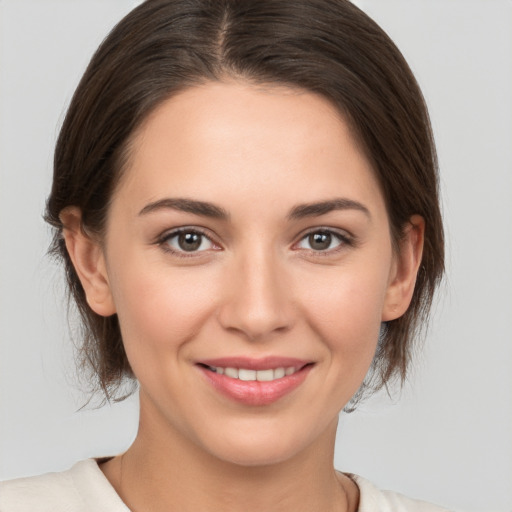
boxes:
[216,304,294,341]
[215,264,295,341]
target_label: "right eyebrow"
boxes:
[138,198,229,220]
[287,198,371,221]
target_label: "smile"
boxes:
[205,366,299,381]
[197,358,314,406]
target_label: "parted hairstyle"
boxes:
[45,0,444,406]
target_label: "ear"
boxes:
[382,215,425,321]
[60,207,116,317]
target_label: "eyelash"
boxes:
[293,228,354,256]
[156,227,354,258]
[157,227,219,258]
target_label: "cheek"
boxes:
[296,258,390,358]
[107,258,219,364]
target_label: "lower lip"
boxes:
[198,365,313,406]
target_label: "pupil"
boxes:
[309,232,331,250]
[178,232,201,251]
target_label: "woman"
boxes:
[0,0,447,510]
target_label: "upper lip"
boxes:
[197,356,312,371]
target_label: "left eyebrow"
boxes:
[287,198,371,220]
[138,198,229,219]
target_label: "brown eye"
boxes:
[163,229,215,254]
[308,232,332,251]
[178,232,202,251]
[296,229,349,252]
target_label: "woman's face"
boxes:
[83,81,418,466]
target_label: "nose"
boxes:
[217,248,295,342]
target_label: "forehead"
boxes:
[114,80,385,218]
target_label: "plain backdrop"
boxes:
[0,1,511,511]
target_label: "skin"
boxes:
[61,81,424,512]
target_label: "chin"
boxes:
[199,417,335,469]
[210,442,301,468]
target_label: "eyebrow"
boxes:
[138,196,370,221]
[138,198,229,219]
[287,198,371,220]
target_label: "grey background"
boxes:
[1,1,511,511]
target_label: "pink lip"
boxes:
[199,356,309,371]
[197,357,314,406]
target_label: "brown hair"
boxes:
[46,0,444,406]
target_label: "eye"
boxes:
[295,229,349,252]
[161,228,217,254]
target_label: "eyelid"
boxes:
[292,227,354,253]
[156,226,221,257]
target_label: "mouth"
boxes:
[200,364,303,382]
[196,358,314,406]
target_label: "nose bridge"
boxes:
[217,241,293,340]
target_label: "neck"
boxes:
[101,395,357,512]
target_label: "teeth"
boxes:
[256,369,274,381]
[239,369,256,381]
[211,366,298,381]
[274,367,285,379]
[224,367,238,378]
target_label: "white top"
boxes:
[0,459,452,511]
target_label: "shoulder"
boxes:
[351,474,454,512]
[0,459,129,512]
